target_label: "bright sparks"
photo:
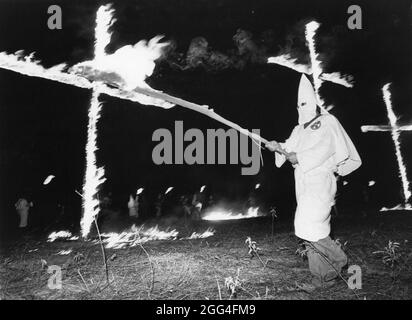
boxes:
[202,207,260,221]
[43,175,55,185]
[165,187,174,194]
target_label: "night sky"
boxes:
[0,0,411,232]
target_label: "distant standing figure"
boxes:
[155,194,163,218]
[128,194,138,218]
[15,197,33,228]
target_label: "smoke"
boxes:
[161,18,346,73]
[162,28,271,73]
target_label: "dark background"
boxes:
[0,0,411,234]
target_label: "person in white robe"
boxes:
[266,74,362,286]
[15,197,33,229]
[128,194,138,218]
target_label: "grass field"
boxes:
[1,212,411,300]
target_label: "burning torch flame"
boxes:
[200,185,206,192]
[43,175,55,185]
[368,180,376,187]
[165,187,174,194]
[136,188,144,195]
[255,183,260,189]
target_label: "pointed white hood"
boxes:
[297,74,318,124]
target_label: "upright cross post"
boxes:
[305,21,326,109]
[361,83,412,211]
[80,5,115,237]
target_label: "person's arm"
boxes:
[271,126,299,168]
[295,126,335,173]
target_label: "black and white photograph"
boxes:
[0,0,411,304]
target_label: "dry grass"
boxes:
[1,212,411,300]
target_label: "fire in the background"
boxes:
[268,20,353,110]
[361,83,411,211]
[101,225,215,249]
[80,5,114,238]
[305,21,326,110]
[380,84,411,210]
[81,90,106,237]
[202,207,260,221]
[47,225,215,249]
[267,54,353,88]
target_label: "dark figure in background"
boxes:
[191,190,205,221]
[180,195,192,224]
[207,194,215,208]
[155,193,164,218]
[246,189,258,209]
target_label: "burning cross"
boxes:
[0,4,174,237]
[80,5,114,238]
[0,4,279,237]
[361,83,412,211]
[268,20,355,96]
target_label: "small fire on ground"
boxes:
[202,207,261,221]
[47,225,215,249]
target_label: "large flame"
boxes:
[380,83,411,210]
[81,90,106,238]
[202,207,260,221]
[94,5,116,61]
[71,35,168,91]
[0,51,173,108]
[267,55,354,88]
[305,21,325,109]
[267,54,311,74]
[80,5,115,238]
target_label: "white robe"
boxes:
[276,114,361,242]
